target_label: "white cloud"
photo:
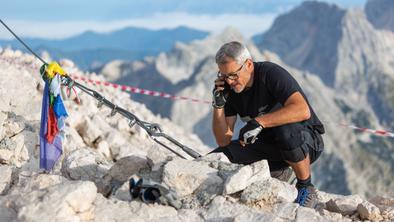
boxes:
[0,12,276,40]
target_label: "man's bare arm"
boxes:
[255,92,310,128]
[212,108,236,147]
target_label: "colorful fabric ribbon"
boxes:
[39,62,68,171]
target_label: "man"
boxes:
[211,41,325,208]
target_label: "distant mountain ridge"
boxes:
[252,1,346,87]
[365,0,394,32]
[0,26,209,70]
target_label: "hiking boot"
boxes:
[295,185,319,208]
[270,167,295,184]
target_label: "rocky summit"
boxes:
[1,48,394,221]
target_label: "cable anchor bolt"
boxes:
[109,105,117,117]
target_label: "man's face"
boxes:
[218,59,250,93]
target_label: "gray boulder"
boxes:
[241,178,297,205]
[326,195,364,215]
[15,180,97,222]
[357,201,383,221]
[61,148,112,194]
[223,160,271,195]
[162,158,222,197]
[0,165,12,194]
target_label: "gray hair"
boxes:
[215,41,252,65]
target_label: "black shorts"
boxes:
[211,122,324,171]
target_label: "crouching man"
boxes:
[211,41,325,208]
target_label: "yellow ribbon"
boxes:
[46,62,67,79]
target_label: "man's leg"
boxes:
[285,127,323,184]
[287,154,310,181]
[210,139,295,182]
[272,123,321,208]
[210,140,281,165]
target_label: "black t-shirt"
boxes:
[224,61,325,134]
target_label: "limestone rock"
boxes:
[162,158,222,197]
[272,202,299,221]
[223,159,271,195]
[368,197,394,221]
[61,148,112,194]
[93,194,137,222]
[108,155,149,182]
[357,201,383,221]
[0,165,12,194]
[157,209,203,222]
[0,199,17,222]
[319,209,352,222]
[15,181,97,222]
[11,134,29,167]
[111,143,148,161]
[146,144,171,168]
[199,152,230,163]
[112,179,131,202]
[76,117,103,146]
[96,140,111,159]
[0,145,14,164]
[326,195,364,215]
[1,113,25,138]
[296,206,350,222]
[94,193,178,222]
[10,172,66,195]
[105,131,128,159]
[0,133,29,167]
[62,148,110,180]
[64,127,85,153]
[201,196,280,222]
[241,178,297,205]
[317,190,344,203]
[0,111,7,140]
[369,196,394,208]
[233,211,284,222]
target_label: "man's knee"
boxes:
[272,122,311,163]
[272,122,303,139]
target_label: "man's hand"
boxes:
[212,79,230,109]
[239,119,263,145]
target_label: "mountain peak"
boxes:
[252,0,346,87]
[215,26,246,43]
[365,0,394,32]
[299,0,343,10]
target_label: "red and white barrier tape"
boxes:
[69,75,212,104]
[1,57,393,138]
[338,123,394,138]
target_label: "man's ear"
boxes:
[246,59,253,70]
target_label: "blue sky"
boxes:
[0,0,366,39]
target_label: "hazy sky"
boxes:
[0,0,367,39]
